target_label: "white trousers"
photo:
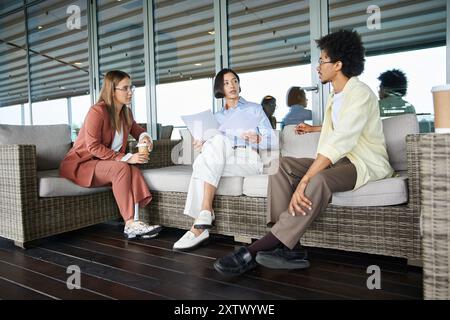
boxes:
[184,134,263,218]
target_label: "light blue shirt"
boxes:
[214,97,278,151]
[281,104,312,129]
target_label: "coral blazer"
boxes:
[59,101,146,187]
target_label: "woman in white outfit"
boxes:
[173,68,278,251]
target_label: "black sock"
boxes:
[247,232,281,258]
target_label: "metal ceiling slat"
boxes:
[154,0,214,83]
[229,0,309,73]
[97,0,145,81]
[1,0,448,110]
[18,1,90,107]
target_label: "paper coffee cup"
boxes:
[136,143,149,155]
[431,84,450,133]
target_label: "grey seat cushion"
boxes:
[141,165,243,196]
[382,114,419,171]
[281,126,320,159]
[38,170,110,197]
[243,172,408,206]
[331,172,408,206]
[0,124,71,170]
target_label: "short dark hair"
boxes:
[214,68,241,99]
[261,95,276,116]
[316,29,365,78]
[378,69,408,96]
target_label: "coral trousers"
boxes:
[91,161,152,221]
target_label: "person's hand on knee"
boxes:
[289,177,313,216]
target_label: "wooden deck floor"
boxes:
[0,222,423,300]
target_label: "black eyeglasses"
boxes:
[317,58,335,65]
[115,85,136,93]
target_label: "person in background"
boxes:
[378,69,416,117]
[261,95,277,129]
[281,87,312,129]
[59,70,162,240]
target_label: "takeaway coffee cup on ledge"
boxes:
[432,85,450,133]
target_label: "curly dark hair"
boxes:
[316,29,365,78]
[377,69,408,96]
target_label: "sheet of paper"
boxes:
[181,109,220,140]
[219,109,261,137]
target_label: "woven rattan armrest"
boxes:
[406,134,422,210]
[137,139,180,170]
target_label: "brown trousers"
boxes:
[92,161,152,222]
[268,157,357,249]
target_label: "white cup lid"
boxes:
[431,84,450,92]
[136,143,147,147]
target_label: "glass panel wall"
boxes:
[227,0,312,129]
[228,0,310,73]
[328,0,447,132]
[154,0,215,138]
[71,94,91,133]
[0,9,28,110]
[97,0,146,124]
[27,0,89,103]
[239,65,312,130]
[0,104,22,125]
[0,1,23,15]
[32,98,68,125]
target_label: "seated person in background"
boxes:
[281,87,312,129]
[378,69,416,117]
[261,95,277,129]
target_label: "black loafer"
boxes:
[214,247,257,276]
[256,247,310,270]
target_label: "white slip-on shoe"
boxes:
[193,210,215,229]
[173,229,209,251]
[124,221,162,239]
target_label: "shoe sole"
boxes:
[193,224,213,229]
[124,226,163,240]
[255,255,310,270]
[173,237,210,252]
[193,220,215,230]
[213,260,257,276]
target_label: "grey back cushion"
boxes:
[382,114,419,171]
[0,124,72,170]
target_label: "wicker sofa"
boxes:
[140,114,423,266]
[0,124,173,248]
[0,116,423,266]
[419,134,450,299]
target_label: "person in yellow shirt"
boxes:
[214,30,394,276]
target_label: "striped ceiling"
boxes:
[0,0,446,108]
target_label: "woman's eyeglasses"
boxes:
[115,85,136,93]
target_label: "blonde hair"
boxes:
[97,70,132,131]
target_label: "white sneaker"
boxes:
[173,229,209,251]
[124,221,162,239]
[193,210,215,229]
